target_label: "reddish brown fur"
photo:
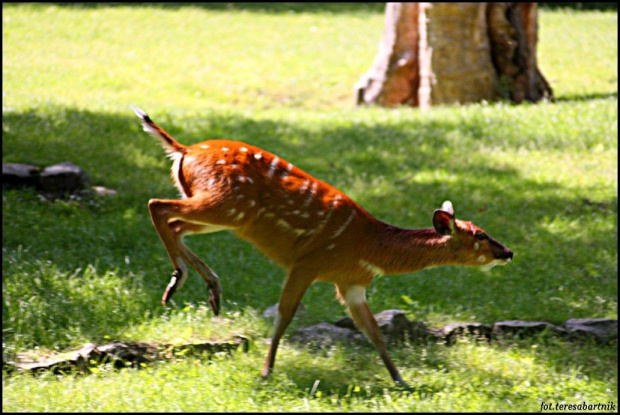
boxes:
[135,109,512,385]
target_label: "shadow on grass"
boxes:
[2,106,617,350]
[554,91,618,103]
[50,2,385,14]
[276,334,617,406]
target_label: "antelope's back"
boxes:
[179,140,372,268]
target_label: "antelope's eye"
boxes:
[475,233,487,241]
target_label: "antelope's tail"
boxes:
[131,106,186,154]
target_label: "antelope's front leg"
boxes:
[339,284,407,386]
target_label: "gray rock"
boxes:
[429,322,492,345]
[375,309,427,342]
[492,320,565,337]
[289,323,365,347]
[39,162,90,194]
[7,337,249,375]
[91,186,117,197]
[334,309,428,342]
[333,316,357,330]
[2,163,41,189]
[564,318,617,343]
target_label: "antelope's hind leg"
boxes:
[261,267,316,378]
[148,198,231,315]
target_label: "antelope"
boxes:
[131,106,513,386]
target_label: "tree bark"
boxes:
[355,2,553,108]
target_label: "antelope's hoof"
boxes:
[161,268,182,306]
[260,367,271,379]
[207,283,221,316]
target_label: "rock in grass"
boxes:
[39,162,90,194]
[492,320,565,337]
[429,322,493,345]
[6,337,250,375]
[564,318,617,343]
[375,309,428,342]
[289,322,365,347]
[91,186,117,197]
[334,309,428,343]
[2,163,41,189]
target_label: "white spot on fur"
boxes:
[276,219,291,230]
[227,208,236,216]
[331,210,356,239]
[300,212,310,218]
[358,260,385,276]
[240,147,248,152]
[267,157,279,178]
[216,159,226,165]
[299,180,310,194]
[309,182,318,195]
[234,212,245,221]
[292,228,306,236]
[200,144,210,149]
[246,177,254,184]
[254,153,263,160]
[248,200,256,207]
[302,182,318,207]
[236,194,245,200]
[474,242,480,251]
[221,147,229,152]
[477,255,486,263]
[208,178,216,186]
[326,243,336,250]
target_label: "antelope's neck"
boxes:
[366,222,455,275]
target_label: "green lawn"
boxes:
[2,3,617,412]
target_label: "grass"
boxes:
[2,3,617,412]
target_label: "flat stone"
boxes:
[2,163,41,189]
[430,322,492,345]
[91,186,117,197]
[375,309,425,342]
[564,318,617,343]
[39,162,90,194]
[492,320,565,337]
[289,323,365,347]
[333,316,356,330]
[334,310,428,342]
[6,337,249,375]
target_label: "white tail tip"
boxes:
[130,105,148,119]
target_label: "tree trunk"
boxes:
[355,2,553,108]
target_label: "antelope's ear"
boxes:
[440,200,455,216]
[433,207,455,236]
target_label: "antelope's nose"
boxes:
[495,249,513,261]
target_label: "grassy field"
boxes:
[2,3,617,412]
